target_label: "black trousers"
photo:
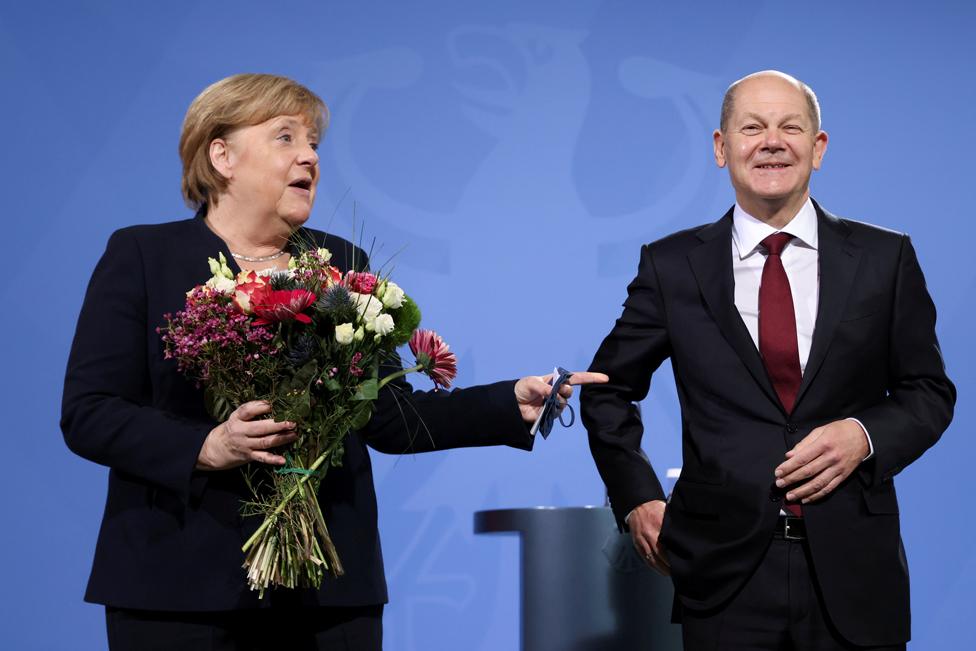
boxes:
[679,538,905,651]
[105,604,383,651]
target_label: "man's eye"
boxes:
[783,125,803,133]
[741,125,761,134]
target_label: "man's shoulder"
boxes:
[644,221,720,255]
[818,207,908,252]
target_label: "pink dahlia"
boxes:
[408,329,457,389]
[252,289,317,326]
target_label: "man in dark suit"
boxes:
[581,70,955,650]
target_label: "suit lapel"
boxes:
[688,210,782,410]
[794,202,861,409]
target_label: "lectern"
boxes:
[474,506,683,650]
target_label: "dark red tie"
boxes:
[758,233,803,516]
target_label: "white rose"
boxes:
[373,313,394,337]
[205,274,236,294]
[351,292,383,323]
[381,282,405,309]
[317,247,333,263]
[335,323,355,345]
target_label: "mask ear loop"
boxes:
[539,368,575,438]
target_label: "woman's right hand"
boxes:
[196,400,298,471]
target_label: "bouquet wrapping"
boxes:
[160,244,456,596]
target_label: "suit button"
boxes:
[769,491,782,503]
[786,423,798,434]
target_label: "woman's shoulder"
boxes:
[110,217,201,243]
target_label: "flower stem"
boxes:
[241,452,330,553]
[377,364,423,391]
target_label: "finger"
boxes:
[787,425,826,456]
[524,377,554,399]
[631,532,651,559]
[250,450,288,466]
[558,384,574,399]
[567,372,609,386]
[776,451,833,488]
[235,400,273,421]
[776,438,828,477]
[802,473,846,504]
[249,431,299,451]
[786,467,840,502]
[647,552,670,576]
[243,419,297,438]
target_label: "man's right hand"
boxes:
[196,400,298,471]
[629,499,670,576]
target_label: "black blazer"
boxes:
[581,201,955,646]
[61,215,533,611]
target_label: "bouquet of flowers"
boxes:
[159,244,456,596]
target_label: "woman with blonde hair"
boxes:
[62,73,604,650]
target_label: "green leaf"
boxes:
[352,378,378,401]
[349,403,374,430]
[286,360,319,392]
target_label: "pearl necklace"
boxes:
[230,249,288,263]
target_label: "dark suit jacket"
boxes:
[581,200,954,646]
[61,214,533,611]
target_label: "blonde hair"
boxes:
[179,73,328,208]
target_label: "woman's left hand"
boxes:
[514,371,609,424]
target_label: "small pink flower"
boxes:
[408,330,457,389]
[349,352,365,377]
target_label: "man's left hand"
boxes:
[514,371,609,424]
[774,419,870,503]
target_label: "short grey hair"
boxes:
[719,70,821,133]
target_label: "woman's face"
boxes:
[221,114,320,227]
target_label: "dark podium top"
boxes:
[474,506,682,651]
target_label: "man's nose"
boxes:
[761,129,785,150]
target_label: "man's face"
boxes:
[713,76,827,212]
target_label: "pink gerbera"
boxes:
[252,289,317,326]
[408,329,458,389]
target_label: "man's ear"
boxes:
[713,129,727,168]
[209,138,233,180]
[811,130,829,171]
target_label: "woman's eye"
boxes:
[278,133,292,143]
[310,143,319,151]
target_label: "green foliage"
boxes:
[389,295,421,346]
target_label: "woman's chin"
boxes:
[279,210,312,229]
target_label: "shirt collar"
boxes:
[732,197,819,260]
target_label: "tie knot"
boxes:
[761,232,793,256]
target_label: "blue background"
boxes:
[1,1,972,648]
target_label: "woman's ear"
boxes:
[209,138,233,180]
